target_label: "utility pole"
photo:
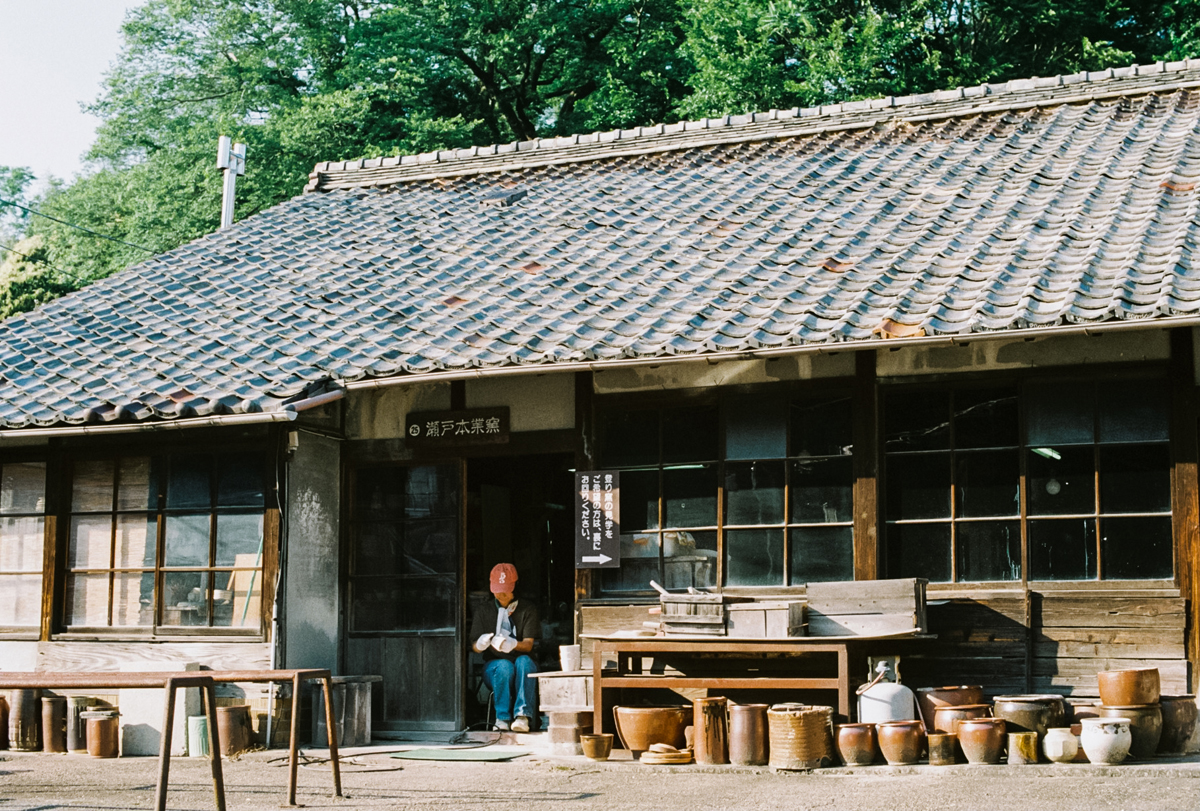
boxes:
[217,136,246,231]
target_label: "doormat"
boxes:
[390,748,530,762]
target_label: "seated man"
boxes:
[470,562,540,732]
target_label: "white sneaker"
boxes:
[511,716,530,733]
[494,719,510,731]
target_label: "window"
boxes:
[64,452,266,631]
[0,462,46,628]
[883,378,1172,582]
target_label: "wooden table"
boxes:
[586,634,931,737]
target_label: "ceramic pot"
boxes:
[580,733,613,761]
[728,704,769,766]
[1042,727,1079,763]
[834,723,877,766]
[956,718,1006,764]
[932,704,991,735]
[1065,698,1100,723]
[915,686,984,732]
[1080,717,1132,764]
[1007,731,1038,764]
[612,706,689,758]
[1098,705,1162,759]
[1158,696,1198,756]
[926,732,957,765]
[1097,668,1160,707]
[876,720,923,765]
[992,695,1066,743]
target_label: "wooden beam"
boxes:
[574,371,596,627]
[852,350,879,580]
[1169,328,1199,692]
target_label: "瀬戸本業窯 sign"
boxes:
[575,471,619,568]
[405,407,509,447]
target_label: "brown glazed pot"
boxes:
[915,686,985,732]
[1158,696,1198,756]
[613,706,690,758]
[580,733,614,761]
[834,723,877,766]
[991,695,1066,741]
[932,704,992,735]
[1098,704,1163,759]
[876,720,923,766]
[728,703,769,766]
[926,732,957,765]
[956,718,1006,764]
[1098,668,1161,707]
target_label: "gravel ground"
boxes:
[1,747,1198,811]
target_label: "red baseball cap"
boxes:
[489,563,518,593]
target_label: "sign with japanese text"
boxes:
[575,471,620,568]
[405,407,510,447]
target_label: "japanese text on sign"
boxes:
[405,407,509,447]
[575,471,619,568]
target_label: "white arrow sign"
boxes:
[581,553,612,565]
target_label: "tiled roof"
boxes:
[4,62,1200,428]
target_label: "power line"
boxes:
[0,243,92,287]
[0,198,155,253]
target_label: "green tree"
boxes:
[0,235,78,320]
[0,166,35,248]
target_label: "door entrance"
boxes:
[465,453,575,727]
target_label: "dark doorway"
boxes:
[464,453,575,727]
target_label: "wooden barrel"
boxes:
[9,689,41,751]
[767,703,833,770]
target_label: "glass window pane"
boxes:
[1101,516,1173,579]
[954,388,1018,449]
[167,455,211,509]
[161,571,209,626]
[116,514,156,568]
[956,450,1020,518]
[725,461,785,525]
[790,526,853,583]
[211,569,262,628]
[663,530,716,590]
[601,558,660,593]
[662,407,718,463]
[1,462,45,514]
[1029,518,1097,580]
[726,397,787,460]
[791,396,853,458]
[1027,446,1095,516]
[1100,445,1171,514]
[401,518,457,574]
[112,572,155,626]
[1098,381,1168,443]
[405,465,458,519]
[663,465,717,528]
[215,512,263,567]
[620,531,660,560]
[618,469,659,532]
[397,574,456,631]
[65,572,110,626]
[726,528,784,586]
[69,515,112,569]
[218,453,264,507]
[72,460,114,512]
[354,523,403,575]
[790,457,853,524]
[956,521,1021,582]
[0,516,43,572]
[884,390,950,451]
[117,457,153,511]
[886,453,951,520]
[355,467,404,520]
[350,578,401,632]
[598,410,658,467]
[885,523,951,582]
[0,575,42,625]
[1026,380,1094,445]
[164,514,210,567]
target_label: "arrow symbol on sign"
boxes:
[581,554,612,565]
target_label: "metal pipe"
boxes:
[0,409,297,439]
[284,389,344,412]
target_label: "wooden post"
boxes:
[1170,328,1200,692]
[853,350,880,581]
[574,371,595,632]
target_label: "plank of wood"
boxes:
[1039,596,1185,629]
[808,613,917,637]
[36,640,271,672]
[1033,640,1186,659]
[1032,656,1188,684]
[806,578,925,615]
[579,604,656,658]
[1031,664,1190,697]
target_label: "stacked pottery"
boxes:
[932,704,991,736]
[915,686,984,733]
[991,694,1066,761]
[1097,667,1161,760]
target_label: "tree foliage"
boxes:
[6,0,1199,313]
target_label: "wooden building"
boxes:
[2,63,1200,735]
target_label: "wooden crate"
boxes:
[726,601,806,638]
[660,593,752,636]
[805,578,928,636]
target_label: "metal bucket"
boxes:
[216,705,252,756]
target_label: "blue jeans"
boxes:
[484,656,538,723]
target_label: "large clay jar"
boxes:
[876,720,923,766]
[1158,696,1198,756]
[1097,668,1160,707]
[992,695,1066,745]
[1080,717,1132,764]
[612,706,690,758]
[1098,705,1162,759]
[932,704,992,735]
[1043,727,1079,763]
[834,723,877,766]
[956,718,1006,764]
[915,686,984,732]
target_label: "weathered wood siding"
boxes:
[902,593,1029,696]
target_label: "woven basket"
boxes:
[767,703,834,770]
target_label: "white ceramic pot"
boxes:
[1042,727,1079,763]
[1079,717,1132,764]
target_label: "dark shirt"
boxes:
[469,598,540,662]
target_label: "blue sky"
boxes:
[0,1,142,186]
